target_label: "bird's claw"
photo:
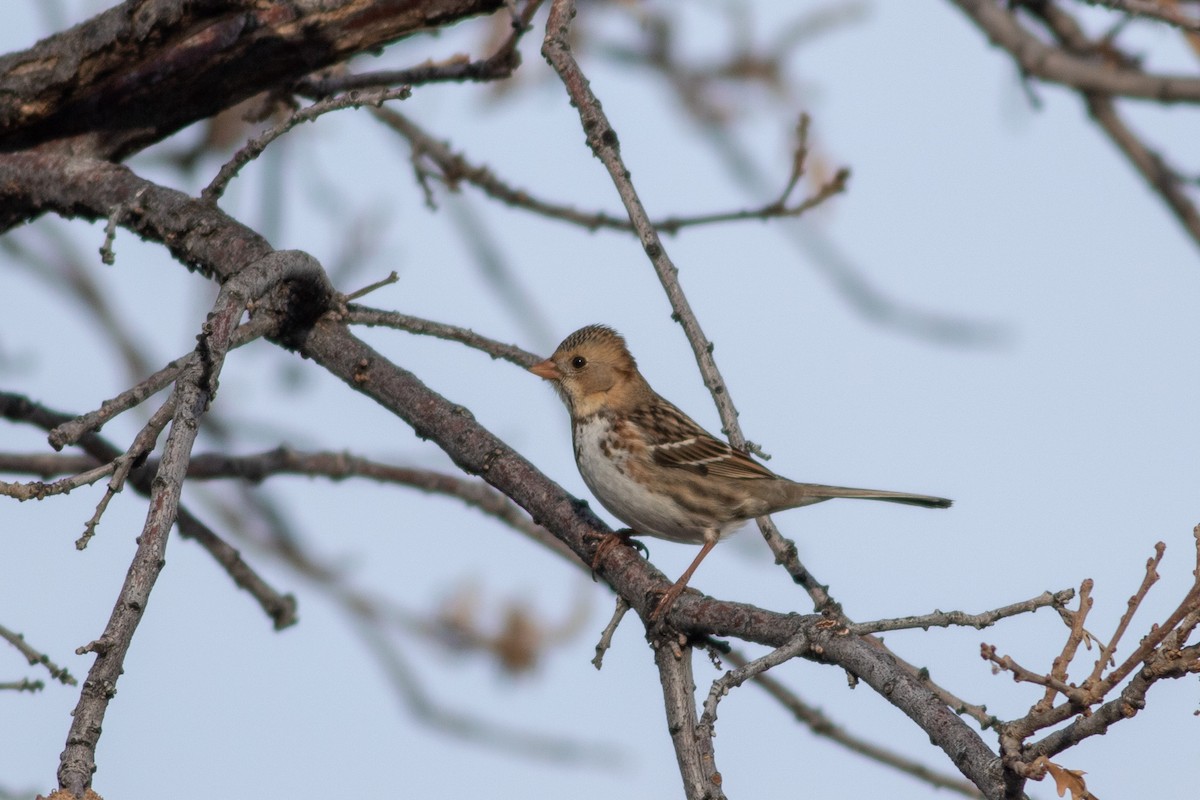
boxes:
[589,529,648,580]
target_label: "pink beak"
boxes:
[528,359,560,380]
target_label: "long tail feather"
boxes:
[788,483,952,509]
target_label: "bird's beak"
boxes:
[528,359,561,380]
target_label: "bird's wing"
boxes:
[634,399,776,480]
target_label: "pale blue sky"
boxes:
[3,2,1199,798]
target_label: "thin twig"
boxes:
[948,1,1200,255]
[49,315,277,450]
[345,305,540,366]
[1082,0,1200,33]
[372,106,848,235]
[599,7,1009,348]
[1086,543,1163,684]
[592,596,631,669]
[343,271,399,301]
[77,395,175,549]
[981,644,1087,703]
[202,86,413,202]
[0,445,575,568]
[850,589,1075,635]
[698,631,810,740]
[298,0,545,96]
[0,460,117,501]
[948,0,1200,102]
[1083,93,1200,252]
[0,392,299,632]
[1036,579,1094,714]
[0,623,76,686]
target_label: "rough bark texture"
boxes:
[0,0,502,160]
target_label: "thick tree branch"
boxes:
[947,0,1200,102]
[656,641,725,800]
[0,0,505,162]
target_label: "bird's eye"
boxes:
[571,355,587,369]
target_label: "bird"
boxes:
[529,324,951,620]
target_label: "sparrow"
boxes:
[529,324,951,619]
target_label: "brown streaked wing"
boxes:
[636,399,776,480]
[701,445,777,480]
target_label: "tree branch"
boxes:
[947,0,1200,102]
[0,0,506,163]
[57,250,327,794]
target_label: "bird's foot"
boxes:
[647,580,701,622]
[589,528,648,580]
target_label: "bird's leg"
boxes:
[589,528,648,580]
[649,538,717,621]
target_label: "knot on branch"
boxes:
[232,249,335,351]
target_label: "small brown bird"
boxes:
[530,324,951,618]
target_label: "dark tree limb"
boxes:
[0,0,505,162]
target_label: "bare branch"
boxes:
[0,459,117,502]
[592,597,631,670]
[0,453,96,477]
[48,314,277,450]
[76,395,175,550]
[1081,0,1200,33]
[202,86,413,202]
[0,393,299,633]
[654,637,726,800]
[0,623,76,686]
[371,106,847,235]
[0,146,1027,800]
[1037,579,1095,714]
[345,305,541,366]
[1086,542,1164,684]
[1083,92,1200,250]
[851,589,1075,635]
[596,6,1010,348]
[343,271,399,302]
[698,631,810,741]
[51,251,330,793]
[0,0,508,166]
[298,0,545,96]
[947,0,1200,102]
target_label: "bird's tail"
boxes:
[785,483,952,509]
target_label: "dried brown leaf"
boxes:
[1044,759,1096,800]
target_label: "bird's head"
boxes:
[529,324,643,417]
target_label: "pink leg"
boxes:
[650,538,717,620]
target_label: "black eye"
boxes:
[571,355,587,369]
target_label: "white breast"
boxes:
[573,416,709,544]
